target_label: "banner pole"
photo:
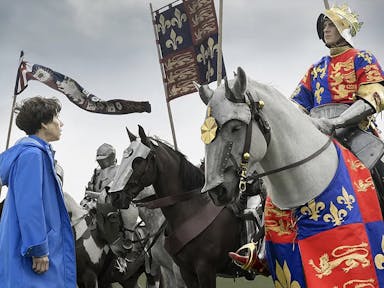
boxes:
[323,0,330,9]
[6,51,24,149]
[149,3,178,150]
[216,0,223,87]
[5,95,17,150]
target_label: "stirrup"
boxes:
[228,242,269,275]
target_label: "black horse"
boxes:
[108,126,259,288]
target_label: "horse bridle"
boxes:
[229,90,333,193]
[113,150,156,201]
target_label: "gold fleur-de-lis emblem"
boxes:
[312,64,326,79]
[197,43,209,65]
[156,14,171,35]
[314,82,324,104]
[336,187,355,210]
[201,107,218,144]
[323,201,348,226]
[170,8,187,28]
[196,37,219,82]
[375,236,384,270]
[300,199,325,221]
[165,29,183,51]
[358,51,373,64]
[274,260,301,288]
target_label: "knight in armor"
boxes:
[81,143,118,210]
[229,4,384,272]
[81,143,139,261]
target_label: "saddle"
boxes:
[310,103,384,170]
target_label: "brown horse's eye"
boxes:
[107,212,119,222]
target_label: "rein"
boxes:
[247,134,334,181]
[132,187,202,209]
[237,91,334,190]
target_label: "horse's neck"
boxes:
[257,96,338,209]
[136,186,164,232]
[139,207,164,232]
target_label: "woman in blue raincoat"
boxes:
[0,96,76,287]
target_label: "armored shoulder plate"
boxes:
[357,83,384,113]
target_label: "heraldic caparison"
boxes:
[202,106,384,287]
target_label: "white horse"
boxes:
[199,67,384,287]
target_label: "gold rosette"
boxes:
[201,116,218,144]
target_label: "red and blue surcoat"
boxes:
[291,48,384,112]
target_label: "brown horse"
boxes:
[108,126,259,288]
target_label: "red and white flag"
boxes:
[14,51,29,95]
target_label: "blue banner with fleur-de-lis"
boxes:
[154,0,226,101]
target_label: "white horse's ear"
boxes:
[225,68,246,103]
[233,67,247,95]
[197,83,214,105]
[126,127,137,142]
[138,125,150,147]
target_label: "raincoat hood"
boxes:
[0,136,48,187]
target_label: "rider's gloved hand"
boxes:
[310,117,335,135]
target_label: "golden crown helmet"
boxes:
[316,4,364,46]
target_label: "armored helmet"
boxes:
[96,143,116,169]
[316,4,363,47]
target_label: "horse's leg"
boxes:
[195,263,216,288]
[179,267,199,288]
[119,273,142,288]
[81,269,99,288]
[145,271,161,288]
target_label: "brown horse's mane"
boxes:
[149,136,205,191]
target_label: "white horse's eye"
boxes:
[231,125,242,132]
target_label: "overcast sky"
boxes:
[1,0,383,202]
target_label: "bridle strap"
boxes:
[248,134,334,181]
[242,93,255,160]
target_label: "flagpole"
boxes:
[323,0,330,9]
[216,0,223,87]
[150,3,178,150]
[6,51,24,149]
[5,95,17,149]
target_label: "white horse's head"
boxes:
[199,67,268,206]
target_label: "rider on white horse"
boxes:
[229,4,384,272]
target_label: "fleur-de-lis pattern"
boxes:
[336,187,355,210]
[154,0,225,101]
[374,236,384,270]
[265,144,384,287]
[300,199,326,221]
[291,48,384,112]
[274,261,301,288]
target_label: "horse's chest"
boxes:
[83,236,109,264]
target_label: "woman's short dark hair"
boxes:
[16,96,62,135]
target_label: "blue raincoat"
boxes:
[0,136,76,287]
